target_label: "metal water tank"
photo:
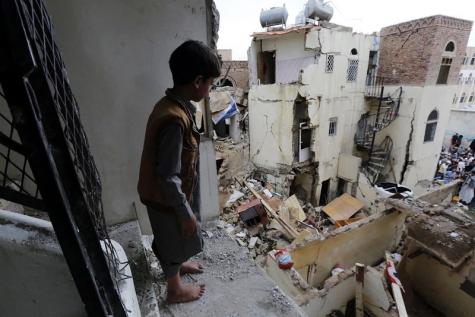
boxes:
[306,0,334,21]
[260,6,289,28]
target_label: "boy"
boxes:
[138,40,220,303]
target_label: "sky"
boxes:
[215,0,475,60]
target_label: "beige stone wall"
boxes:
[220,60,249,91]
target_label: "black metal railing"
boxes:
[365,75,385,98]
[0,0,127,315]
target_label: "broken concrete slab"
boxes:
[151,221,305,317]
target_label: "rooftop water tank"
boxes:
[306,0,334,21]
[260,6,289,28]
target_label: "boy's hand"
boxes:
[181,215,197,239]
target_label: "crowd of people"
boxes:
[436,134,475,206]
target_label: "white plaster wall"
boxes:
[45,0,209,224]
[374,85,454,188]
[444,109,475,147]
[0,209,140,317]
[248,27,372,200]
[248,85,299,170]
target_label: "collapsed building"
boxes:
[247,14,473,211]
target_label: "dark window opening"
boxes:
[257,51,276,84]
[436,58,452,85]
[336,178,347,197]
[445,41,455,52]
[329,117,337,136]
[319,179,331,206]
[471,53,475,65]
[460,93,466,103]
[351,48,358,55]
[424,110,438,142]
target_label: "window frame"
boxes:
[423,110,438,143]
[329,117,338,136]
[325,54,335,73]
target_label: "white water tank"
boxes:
[306,0,333,21]
[260,6,289,28]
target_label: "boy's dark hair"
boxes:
[169,40,221,85]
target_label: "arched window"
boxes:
[445,41,455,52]
[424,110,438,142]
[471,53,475,65]
[469,92,475,103]
[460,93,466,103]
[463,54,468,65]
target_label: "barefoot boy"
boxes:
[138,40,220,303]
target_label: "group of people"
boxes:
[436,134,475,206]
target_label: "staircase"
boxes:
[355,77,402,184]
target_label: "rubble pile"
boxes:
[218,177,367,264]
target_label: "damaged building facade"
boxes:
[247,15,472,210]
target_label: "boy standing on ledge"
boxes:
[138,40,220,303]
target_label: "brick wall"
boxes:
[221,60,249,91]
[378,15,473,86]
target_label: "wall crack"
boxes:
[400,108,416,183]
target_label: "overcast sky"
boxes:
[215,0,475,60]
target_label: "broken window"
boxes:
[293,97,312,163]
[329,117,337,136]
[460,93,466,103]
[257,50,276,84]
[325,54,334,73]
[445,41,455,52]
[319,179,331,206]
[436,57,452,85]
[424,110,438,143]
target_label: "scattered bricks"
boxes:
[237,198,269,226]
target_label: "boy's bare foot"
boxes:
[167,283,205,303]
[180,261,204,274]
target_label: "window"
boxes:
[347,59,359,82]
[436,57,452,84]
[467,73,473,84]
[463,55,468,65]
[471,53,475,65]
[325,54,334,73]
[329,117,337,136]
[458,73,464,84]
[257,51,276,84]
[350,48,358,55]
[445,41,455,52]
[424,110,438,142]
[460,93,466,103]
[453,94,458,104]
[469,92,475,103]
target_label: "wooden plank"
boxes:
[322,193,364,221]
[385,252,408,317]
[244,182,299,238]
[356,263,365,317]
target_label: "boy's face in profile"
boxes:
[190,76,215,102]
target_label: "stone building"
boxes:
[217,49,249,92]
[247,15,472,210]
[444,46,475,148]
